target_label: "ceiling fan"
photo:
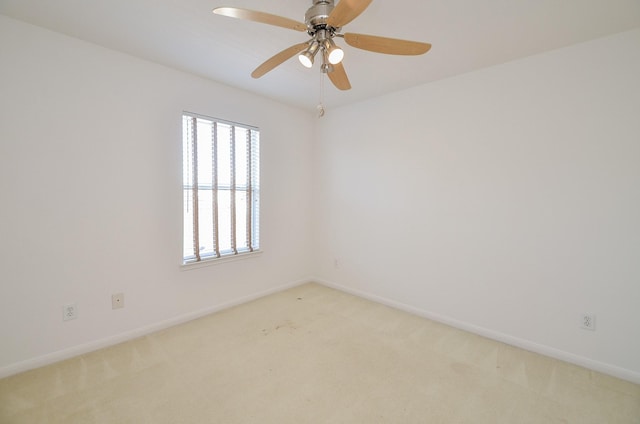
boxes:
[213,0,431,91]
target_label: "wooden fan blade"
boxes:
[344,33,431,55]
[251,43,309,79]
[213,7,307,32]
[326,0,372,28]
[327,62,351,91]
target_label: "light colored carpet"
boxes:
[1,283,639,423]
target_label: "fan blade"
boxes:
[213,7,307,32]
[328,62,351,91]
[251,43,309,79]
[326,0,372,28]
[344,33,431,55]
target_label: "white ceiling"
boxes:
[2,0,640,111]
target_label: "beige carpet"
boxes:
[1,283,639,423]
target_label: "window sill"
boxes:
[180,250,263,271]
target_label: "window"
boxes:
[182,113,260,264]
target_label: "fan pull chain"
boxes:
[317,71,325,118]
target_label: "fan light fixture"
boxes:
[299,40,320,68]
[323,39,343,65]
[298,28,343,69]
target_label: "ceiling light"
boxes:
[323,39,344,65]
[298,40,320,68]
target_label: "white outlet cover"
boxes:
[580,313,596,331]
[63,303,78,321]
[112,293,124,309]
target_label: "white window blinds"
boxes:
[183,113,260,263]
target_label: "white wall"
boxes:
[0,16,314,376]
[313,29,640,383]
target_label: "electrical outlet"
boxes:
[112,293,124,309]
[63,303,77,321]
[581,313,596,331]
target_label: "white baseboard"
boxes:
[0,278,312,379]
[312,277,640,385]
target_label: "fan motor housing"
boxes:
[305,0,334,30]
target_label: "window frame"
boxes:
[181,112,260,266]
